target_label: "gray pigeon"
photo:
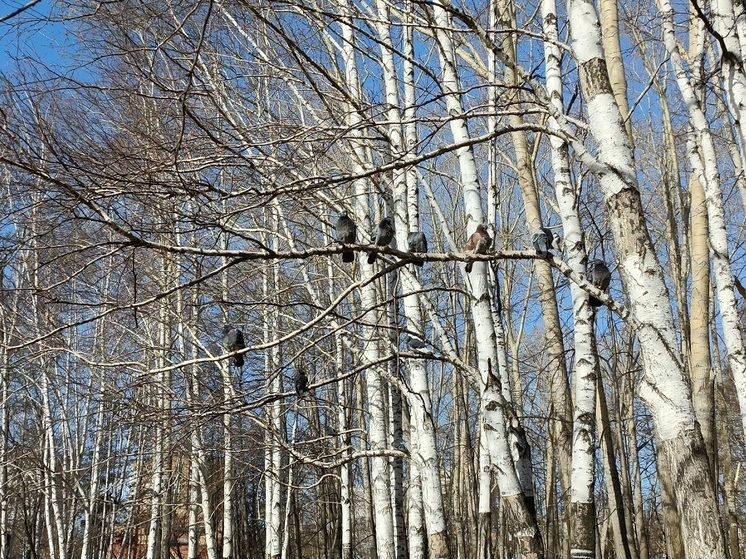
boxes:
[335,212,357,263]
[222,326,245,368]
[532,228,554,258]
[587,259,611,307]
[404,334,427,350]
[368,217,395,264]
[294,368,309,397]
[464,224,492,273]
[407,232,428,267]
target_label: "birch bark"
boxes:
[658,0,746,446]
[542,1,598,554]
[430,2,543,555]
[372,1,450,554]
[567,0,725,555]
[338,6,395,555]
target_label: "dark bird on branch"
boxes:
[587,259,611,307]
[403,334,427,350]
[532,227,555,258]
[407,231,428,267]
[294,368,309,397]
[368,216,395,264]
[464,224,492,273]
[335,212,357,263]
[222,326,245,368]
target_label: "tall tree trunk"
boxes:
[689,174,715,476]
[541,0,599,554]
[599,0,633,143]
[430,2,543,555]
[567,0,725,555]
[658,0,746,446]
[338,5,395,556]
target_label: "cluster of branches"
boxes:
[1,0,746,559]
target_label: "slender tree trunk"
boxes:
[599,0,632,143]
[338,5,395,556]
[264,242,283,559]
[597,375,633,559]
[716,370,743,559]
[689,174,715,477]
[430,2,543,555]
[541,1,600,554]
[659,0,746,446]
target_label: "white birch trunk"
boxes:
[264,237,283,559]
[658,0,746,444]
[430,2,543,555]
[568,0,725,555]
[373,0,450,554]
[146,301,169,559]
[407,457,426,559]
[0,357,6,559]
[543,0,597,554]
[336,335,352,559]
[80,389,106,559]
[219,248,235,559]
[477,431,493,559]
[185,336,219,559]
[187,451,200,559]
[713,0,746,163]
[338,4,395,556]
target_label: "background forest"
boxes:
[0,0,744,558]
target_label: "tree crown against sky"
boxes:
[1,0,746,558]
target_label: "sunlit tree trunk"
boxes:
[542,0,598,555]
[599,0,632,143]
[338,6,395,555]
[264,221,283,559]
[0,335,7,559]
[498,5,568,547]
[374,1,449,554]
[658,0,746,446]
[430,2,543,555]
[567,0,725,555]
[146,285,169,559]
[689,174,715,475]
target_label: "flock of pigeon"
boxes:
[219,215,612,394]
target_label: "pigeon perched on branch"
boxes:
[222,326,245,368]
[368,217,395,264]
[407,232,428,267]
[403,334,427,350]
[335,212,357,263]
[295,368,309,397]
[532,228,555,258]
[587,259,611,307]
[464,224,492,273]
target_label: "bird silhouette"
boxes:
[404,334,427,350]
[464,224,492,273]
[587,259,611,307]
[407,231,428,267]
[335,212,357,263]
[294,368,309,397]
[532,228,555,258]
[222,326,245,368]
[368,217,395,264]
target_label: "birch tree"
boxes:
[566,0,725,555]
